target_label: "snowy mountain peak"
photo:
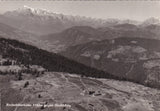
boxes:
[4,5,54,17]
[23,5,35,11]
[21,5,53,15]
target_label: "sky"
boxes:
[0,1,160,21]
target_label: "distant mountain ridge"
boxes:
[0,6,117,35]
[1,15,160,53]
[1,6,154,35]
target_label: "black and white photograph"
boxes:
[0,0,160,111]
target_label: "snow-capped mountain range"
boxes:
[0,5,159,35]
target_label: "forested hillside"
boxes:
[0,37,118,79]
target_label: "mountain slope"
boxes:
[0,22,36,40]
[41,26,103,52]
[0,37,159,111]
[0,37,119,79]
[42,24,159,52]
[0,22,61,52]
[61,37,160,88]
